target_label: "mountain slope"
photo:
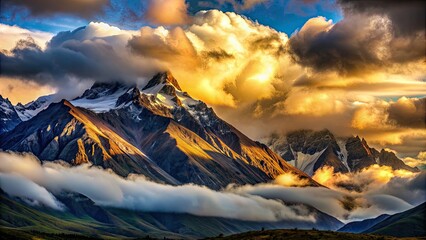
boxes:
[338,214,390,233]
[0,100,177,184]
[268,129,418,175]
[362,202,426,237]
[0,95,21,134]
[0,72,315,189]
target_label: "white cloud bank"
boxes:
[0,151,314,222]
[0,151,424,223]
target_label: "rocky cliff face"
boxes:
[0,96,22,134]
[0,72,314,189]
[268,129,418,176]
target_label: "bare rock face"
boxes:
[0,95,21,134]
[0,71,315,189]
[268,129,418,176]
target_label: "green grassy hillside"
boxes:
[363,202,426,237]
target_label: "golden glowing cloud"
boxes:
[0,23,53,51]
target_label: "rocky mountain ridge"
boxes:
[0,72,314,189]
[267,129,418,176]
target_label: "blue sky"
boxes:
[1,0,342,35]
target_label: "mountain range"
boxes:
[267,129,418,176]
[0,72,313,189]
[0,71,423,238]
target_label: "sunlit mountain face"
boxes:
[0,0,425,239]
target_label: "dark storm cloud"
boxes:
[388,98,426,129]
[1,0,110,18]
[0,24,164,90]
[338,0,425,36]
[0,37,99,82]
[288,0,425,75]
[288,16,391,74]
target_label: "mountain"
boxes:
[267,129,418,176]
[0,94,54,134]
[0,95,22,134]
[363,202,426,237]
[0,191,343,239]
[0,71,314,189]
[14,94,54,121]
[338,214,390,233]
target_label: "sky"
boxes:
[0,0,425,163]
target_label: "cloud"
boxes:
[387,97,425,129]
[289,1,425,75]
[0,23,53,51]
[0,151,314,222]
[0,11,424,161]
[1,151,424,223]
[337,0,425,36]
[1,0,110,18]
[0,172,64,210]
[0,22,161,100]
[404,151,426,169]
[145,0,191,25]
[234,165,425,221]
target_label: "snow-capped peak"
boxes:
[14,94,54,121]
[71,82,132,113]
[142,71,182,93]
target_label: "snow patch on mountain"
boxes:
[337,139,350,172]
[293,148,327,176]
[71,86,130,113]
[15,95,54,121]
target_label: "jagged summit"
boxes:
[268,129,418,176]
[1,70,314,189]
[0,95,22,134]
[14,94,54,121]
[143,71,182,91]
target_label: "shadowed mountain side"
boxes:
[363,202,426,237]
[338,214,390,233]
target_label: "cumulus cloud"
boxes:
[0,23,53,51]
[145,0,191,25]
[0,22,162,100]
[0,10,424,161]
[337,0,425,36]
[129,10,291,106]
[0,151,314,222]
[1,0,110,18]
[288,15,424,75]
[288,0,425,75]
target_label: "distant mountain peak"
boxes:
[143,71,182,92]
[268,129,419,176]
